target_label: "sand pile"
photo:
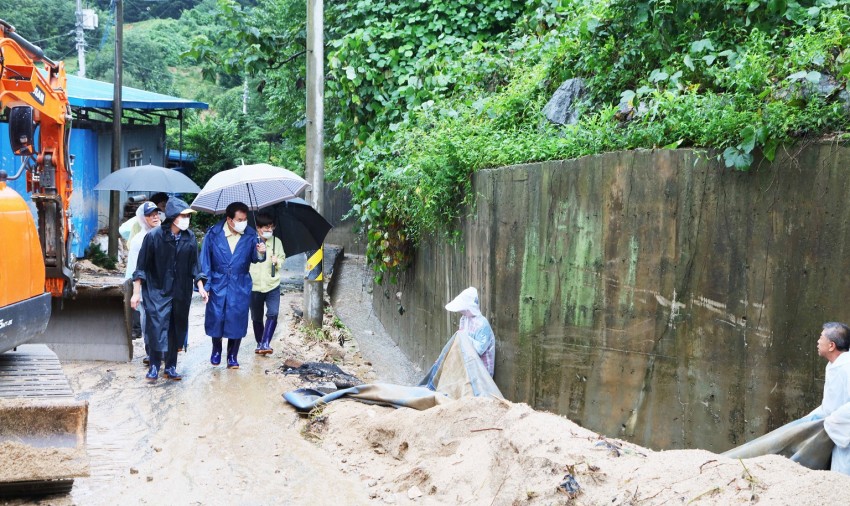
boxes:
[315,397,849,505]
[0,441,88,482]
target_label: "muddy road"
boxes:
[13,255,413,506]
[61,292,370,505]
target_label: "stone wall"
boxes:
[371,144,850,452]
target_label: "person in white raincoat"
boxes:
[445,287,495,376]
[124,201,161,363]
[809,321,850,474]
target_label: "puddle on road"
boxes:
[56,298,370,505]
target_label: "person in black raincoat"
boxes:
[198,201,266,369]
[131,198,209,382]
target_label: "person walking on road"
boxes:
[125,201,161,365]
[199,201,266,369]
[445,287,496,377]
[249,212,284,355]
[132,198,208,382]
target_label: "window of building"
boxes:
[128,148,143,167]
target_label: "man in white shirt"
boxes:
[811,322,850,473]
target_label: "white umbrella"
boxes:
[190,163,310,214]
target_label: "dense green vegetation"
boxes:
[194,0,850,281]
[7,1,850,281]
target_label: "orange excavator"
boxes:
[0,20,88,497]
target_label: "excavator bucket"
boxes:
[31,275,134,362]
[0,344,88,497]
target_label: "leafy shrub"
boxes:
[86,243,117,271]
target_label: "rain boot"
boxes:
[145,352,161,382]
[253,321,264,354]
[226,339,241,369]
[259,318,277,355]
[163,366,182,381]
[210,338,223,366]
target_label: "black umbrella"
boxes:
[262,198,333,258]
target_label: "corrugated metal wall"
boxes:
[0,123,99,258]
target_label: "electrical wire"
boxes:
[29,31,76,44]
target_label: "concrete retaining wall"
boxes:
[372,144,850,452]
[322,180,364,255]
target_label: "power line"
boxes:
[30,30,76,44]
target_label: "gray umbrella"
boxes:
[93,164,201,193]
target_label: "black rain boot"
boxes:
[226,339,241,369]
[259,318,277,355]
[210,338,223,366]
[145,352,161,382]
[253,321,264,353]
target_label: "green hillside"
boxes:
[8,1,850,280]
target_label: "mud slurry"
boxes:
[23,291,372,506]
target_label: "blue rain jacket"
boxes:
[199,220,264,339]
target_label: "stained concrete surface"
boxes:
[370,145,850,453]
[329,255,421,386]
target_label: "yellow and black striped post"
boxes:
[305,246,323,281]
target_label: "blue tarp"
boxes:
[66,75,208,110]
[0,123,99,258]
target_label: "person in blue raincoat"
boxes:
[199,201,266,369]
[131,198,209,382]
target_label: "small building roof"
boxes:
[66,75,208,111]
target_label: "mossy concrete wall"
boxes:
[372,145,850,452]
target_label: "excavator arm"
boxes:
[0,19,74,298]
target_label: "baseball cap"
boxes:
[141,201,159,216]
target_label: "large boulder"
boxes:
[542,78,586,125]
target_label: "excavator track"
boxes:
[0,344,88,498]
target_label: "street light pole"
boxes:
[304,0,324,328]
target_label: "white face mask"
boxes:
[158,211,166,222]
[261,231,273,240]
[232,220,248,234]
[175,216,190,231]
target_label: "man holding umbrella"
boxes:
[199,201,267,369]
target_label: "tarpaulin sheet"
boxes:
[283,332,503,411]
[723,417,834,470]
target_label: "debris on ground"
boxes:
[281,361,363,391]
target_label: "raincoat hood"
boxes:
[445,287,482,317]
[136,202,159,232]
[165,197,193,220]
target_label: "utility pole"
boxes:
[242,75,248,114]
[75,0,86,77]
[108,0,123,258]
[304,0,325,328]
